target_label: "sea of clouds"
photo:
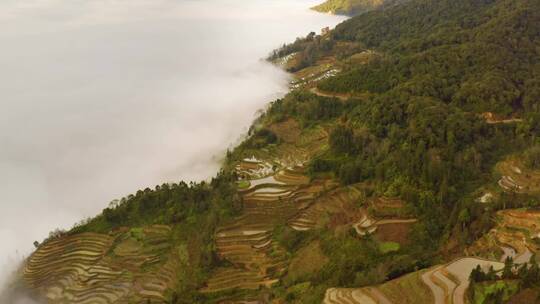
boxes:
[0,0,345,298]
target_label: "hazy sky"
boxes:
[0,0,345,294]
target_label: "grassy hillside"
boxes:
[16,0,540,303]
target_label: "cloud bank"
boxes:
[0,0,345,294]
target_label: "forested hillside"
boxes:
[13,0,540,303]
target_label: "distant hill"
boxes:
[312,0,407,16]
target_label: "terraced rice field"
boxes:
[337,196,417,239]
[235,125,329,182]
[324,287,392,304]
[353,214,378,236]
[368,197,411,218]
[234,118,330,179]
[289,184,362,231]
[468,209,540,263]
[273,52,298,70]
[353,214,417,237]
[23,225,178,303]
[202,119,338,297]
[273,126,329,168]
[378,270,433,304]
[325,270,432,304]
[496,158,540,193]
[290,56,338,89]
[418,258,504,304]
[235,157,275,180]
[325,257,503,304]
[202,165,334,295]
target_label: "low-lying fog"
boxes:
[0,0,345,296]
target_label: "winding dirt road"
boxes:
[376,219,418,225]
[309,87,349,101]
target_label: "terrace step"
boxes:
[23,226,177,303]
[200,267,271,293]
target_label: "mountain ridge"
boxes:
[8,0,540,303]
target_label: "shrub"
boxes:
[524,145,540,169]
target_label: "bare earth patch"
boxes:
[481,112,523,124]
[374,222,413,245]
[268,118,301,143]
[507,288,540,304]
[286,241,328,283]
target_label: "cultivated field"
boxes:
[324,257,504,304]
[23,225,178,303]
[468,209,540,263]
[201,163,334,295]
[496,158,540,194]
[202,119,343,299]
[290,56,339,89]
[289,184,362,231]
[352,197,417,242]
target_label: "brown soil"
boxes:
[286,241,328,283]
[374,222,412,245]
[238,161,261,170]
[329,210,363,228]
[310,87,349,101]
[481,112,523,124]
[507,288,540,304]
[368,197,410,218]
[268,118,301,143]
[290,184,364,232]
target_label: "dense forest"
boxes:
[270,0,540,248]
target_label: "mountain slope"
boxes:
[11,0,540,303]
